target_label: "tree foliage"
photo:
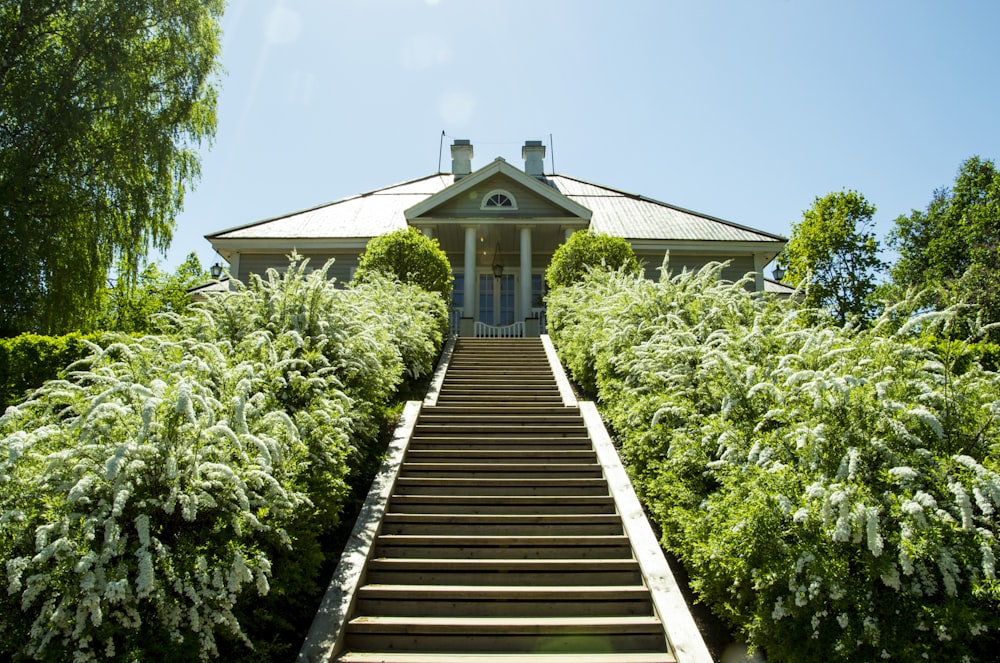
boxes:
[0,0,224,336]
[352,227,453,300]
[97,253,209,334]
[777,191,886,324]
[545,229,640,290]
[889,156,1000,337]
[0,332,95,410]
[548,264,1000,662]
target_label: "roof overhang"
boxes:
[628,239,785,256]
[210,237,373,261]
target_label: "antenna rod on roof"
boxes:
[549,132,555,174]
[438,130,445,173]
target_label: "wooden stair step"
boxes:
[417,415,584,425]
[413,425,588,436]
[365,558,642,586]
[408,436,591,448]
[387,495,614,515]
[342,615,668,653]
[380,515,622,536]
[355,584,654,617]
[383,513,621,526]
[356,584,651,601]
[375,534,633,559]
[347,615,661,632]
[434,395,564,403]
[399,463,603,479]
[404,449,597,461]
[393,477,610,496]
[338,653,676,663]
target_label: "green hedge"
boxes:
[0,332,97,410]
[0,256,446,662]
[547,263,1000,662]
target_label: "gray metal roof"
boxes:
[207,171,785,245]
[207,174,452,240]
[549,175,785,243]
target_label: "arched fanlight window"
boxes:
[481,190,517,210]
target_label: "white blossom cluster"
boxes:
[0,257,447,660]
[548,261,1000,661]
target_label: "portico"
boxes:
[405,146,590,336]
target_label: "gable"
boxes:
[423,173,577,219]
[405,158,592,224]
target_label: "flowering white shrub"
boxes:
[0,256,446,661]
[548,261,1000,661]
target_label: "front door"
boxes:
[478,274,515,325]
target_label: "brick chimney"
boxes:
[451,139,474,179]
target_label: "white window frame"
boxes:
[481,189,518,211]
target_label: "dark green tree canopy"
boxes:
[889,156,1000,333]
[352,227,454,299]
[777,190,886,324]
[545,230,640,290]
[0,0,224,336]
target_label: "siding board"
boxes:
[237,252,359,285]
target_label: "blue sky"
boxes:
[166,0,1000,276]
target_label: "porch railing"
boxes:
[449,307,464,335]
[448,307,547,337]
[474,321,525,338]
[530,307,547,334]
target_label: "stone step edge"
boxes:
[337,653,676,663]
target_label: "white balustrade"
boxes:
[474,321,525,338]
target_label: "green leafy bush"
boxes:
[544,229,640,290]
[0,332,95,410]
[0,256,446,661]
[352,226,453,301]
[548,264,1000,662]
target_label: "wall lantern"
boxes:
[491,241,504,279]
[210,262,224,279]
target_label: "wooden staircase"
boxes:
[330,338,678,662]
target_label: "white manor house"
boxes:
[205,139,789,336]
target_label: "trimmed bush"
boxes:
[548,264,1000,662]
[352,227,453,300]
[544,229,640,290]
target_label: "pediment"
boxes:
[405,158,592,223]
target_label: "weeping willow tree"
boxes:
[0,0,224,335]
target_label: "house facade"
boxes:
[205,139,789,336]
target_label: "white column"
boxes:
[464,226,477,320]
[520,226,532,319]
